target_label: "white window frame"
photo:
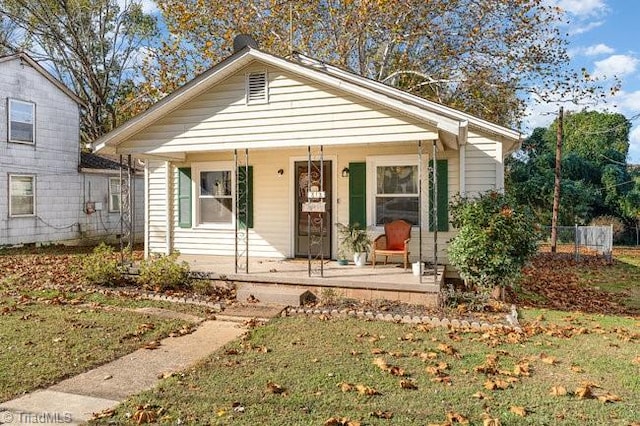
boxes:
[245,71,269,105]
[108,177,121,212]
[8,99,36,144]
[9,174,36,217]
[192,161,235,229]
[366,155,420,229]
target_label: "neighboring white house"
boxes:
[0,52,143,246]
[93,44,521,272]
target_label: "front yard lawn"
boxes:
[90,312,639,425]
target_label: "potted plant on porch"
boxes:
[337,223,372,267]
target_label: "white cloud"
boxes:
[593,54,639,78]
[557,0,607,17]
[628,126,640,163]
[584,43,615,56]
[569,20,605,35]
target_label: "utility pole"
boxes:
[551,106,563,253]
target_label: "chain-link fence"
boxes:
[541,225,613,262]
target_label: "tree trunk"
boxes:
[551,106,563,253]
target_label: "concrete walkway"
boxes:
[0,305,283,425]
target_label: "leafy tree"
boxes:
[448,191,539,293]
[0,0,158,142]
[507,111,635,226]
[140,0,609,128]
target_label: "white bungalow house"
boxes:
[93,43,520,278]
[0,52,143,246]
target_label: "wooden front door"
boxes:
[294,161,332,257]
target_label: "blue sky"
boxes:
[527,0,640,162]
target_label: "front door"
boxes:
[295,161,332,257]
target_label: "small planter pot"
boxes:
[353,252,367,267]
[337,259,349,266]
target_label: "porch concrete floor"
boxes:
[180,255,444,306]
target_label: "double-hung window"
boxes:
[8,99,35,144]
[369,156,419,226]
[9,174,36,216]
[194,162,234,226]
[109,177,121,212]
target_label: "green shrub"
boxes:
[448,191,540,293]
[81,242,123,286]
[137,252,190,291]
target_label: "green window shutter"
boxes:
[177,167,192,228]
[429,160,449,232]
[237,166,253,228]
[348,162,366,227]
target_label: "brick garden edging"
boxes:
[282,304,522,333]
[140,291,523,333]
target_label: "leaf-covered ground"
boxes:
[517,247,640,315]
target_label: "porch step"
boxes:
[236,283,315,306]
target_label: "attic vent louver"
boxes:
[246,72,268,104]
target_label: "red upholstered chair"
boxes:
[371,220,411,269]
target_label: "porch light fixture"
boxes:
[277,168,284,176]
[341,167,349,177]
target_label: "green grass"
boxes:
[577,256,640,312]
[0,297,191,402]
[90,313,640,425]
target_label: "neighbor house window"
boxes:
[109,177,121,212]
[246,71,268,104]
[9,174,35,216]
[369,156,419,226]
[194,162,234,226]
[8,99,35,144]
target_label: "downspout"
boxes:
[144,160,149,259]
[165,161,172,255]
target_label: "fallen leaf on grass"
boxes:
[266,381,285,394]
[446,411,469,424]
[484,378,510,390]
[339,382,354,392]
[632,356,640,365]
[540,353,558,365]
[324,417,360,426]
[510,406,528,417]
[575,383,596,399]
[370,410,393,419]
[550,385,567,396]
[472,391,490,400]
[355,384,381,396]
[570,365,584,373]
[437,343,459,356]
[132,405,158,424]
[597,393,622,403]
[400,379,418,389]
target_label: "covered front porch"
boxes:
[181,255,445,307]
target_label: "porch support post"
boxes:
[432,140,438,280]
[306,145,325,277]
[119,154,134,265]
[235,149,250,274]
[418,140,423,284]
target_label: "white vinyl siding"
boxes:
[463,131,498,195]
[144,145,459,266]
[8,99,35,144]
[147,160,168,253]
[120,64,437,154]
[9,174,35,216]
